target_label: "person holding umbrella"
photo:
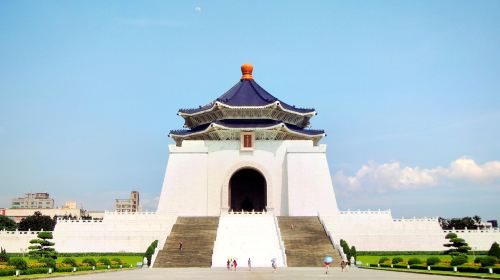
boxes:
[323,256,333,274]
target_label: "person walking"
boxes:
[178,241,183,251]
[233,259,237,271]
[226,259,231,271]
[323,256,333,274]
[271,258,277,272]
[248,258,251,271]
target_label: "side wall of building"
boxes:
[321,211,500,251]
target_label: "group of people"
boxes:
[225,257,278,272]
[226,258,239,271]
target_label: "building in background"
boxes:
[62,201,77,209]
[114,191,140,213]
[11,193,54,209]
[4,208,85,223]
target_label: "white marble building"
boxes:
[1,64,498,257]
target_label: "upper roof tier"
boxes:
[178,64,317,128]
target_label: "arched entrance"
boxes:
[229,168,267,212]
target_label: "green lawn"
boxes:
[364,266,500,279]
[357,254,487,265]
[20,255,143,265]
[0,267,137,280]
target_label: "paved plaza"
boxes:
[48,267,473,280]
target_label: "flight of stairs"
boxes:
[277,216,341,267]
[153,217,219,267]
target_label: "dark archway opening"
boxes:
[229,168,267,212]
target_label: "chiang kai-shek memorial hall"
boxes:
[3,64,497,268]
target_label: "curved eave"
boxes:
[169,122,325,139]
[178,101,316,118]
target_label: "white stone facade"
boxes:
[156,140,340,216]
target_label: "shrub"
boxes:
[426,256,440,266]
[98,257,111,265]
[111,257,122,265]
[474,256,483,263]
[38,257,56,268]
[61,257,77,267]
[0,248,9,262]
[378,257,390,264]
[411,264,428,270]
[456,265,480,273]
[21,267,50,275]
[450,255,468,266]
[144,240,158,266]
[479,256,497,267]
[7,258,27,270]
[431,265,454,271]
[391,257,403,264]
[82,258,96,266]
[408,258,422,265]
[0,269,16,276]
[393,264,407,269]
[488,242,500,258]
[445,232,457,239]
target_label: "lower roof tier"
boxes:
[169,119,325,146]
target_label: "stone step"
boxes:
[277,216,342,267]
[153,216,220,268]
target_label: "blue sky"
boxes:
[0,1,499,220]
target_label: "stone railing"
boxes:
[223,210,273,216]
[0,229,43,235]
[318,214,346,261]
[273,214,288,267]
[443,228,500,234]
[339,209,392,215]
[393,217,439,222]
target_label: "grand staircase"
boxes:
[277,216,341,267]
[153,217,219,267]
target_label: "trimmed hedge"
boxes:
[450,255,468,266]
[391,257,403,264]
[61,257,77,267]
[393,264,407,269]
[6,252,142,257]
[479,256,497,267]
[82,258,97,266]
[0,269,16,277]
[410,264,428,270]
[21,268,50,275]
[408,258,422,265]
[98,258,111,265]
[426,256,440,266]
[7,258,27,270]
[378,257,390,264]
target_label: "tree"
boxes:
[339,239,351,263]
[28,231,56,259]
[0,215,17,231]
[488,242,500,258]
[0,247,9,262]
[350,246,357,262]
[18,211,56,231]
[439,216,480,230]
[444,233,470,255]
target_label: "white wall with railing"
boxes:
[320,211,500,251]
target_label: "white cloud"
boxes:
[333,157,500,193]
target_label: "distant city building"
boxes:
[11,193,54,209]
[4,208,85,223]
[62,201,77,209]
[114,191,140,213]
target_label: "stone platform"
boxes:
[49,267,471,280]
